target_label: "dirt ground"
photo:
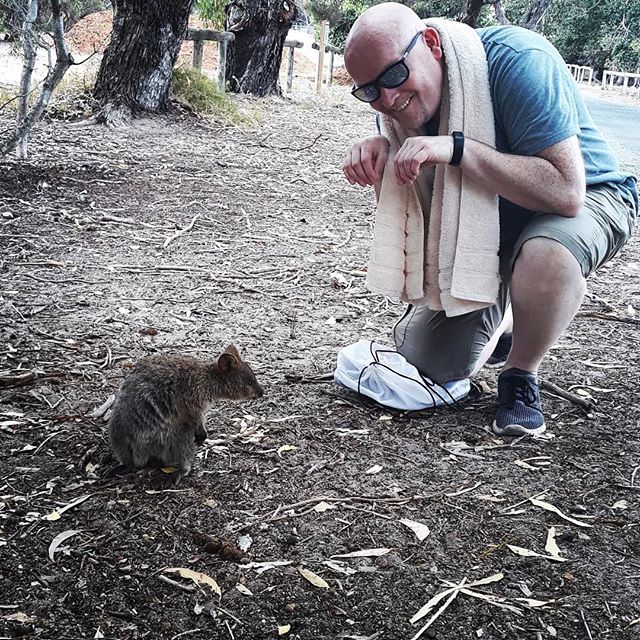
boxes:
[1,83,639,640]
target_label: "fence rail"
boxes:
[186,29,304,94]
[187,29,234,92]
[567,64,593,85]
[601,69,640,97]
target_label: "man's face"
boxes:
[347,29,444,132]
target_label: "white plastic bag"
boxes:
[334,340,469,411]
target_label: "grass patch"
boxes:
[171,66,248,125]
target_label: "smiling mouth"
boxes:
[392,95,413,112]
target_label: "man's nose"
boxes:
[377,86,401,110]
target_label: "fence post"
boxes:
[327,49,335,86]
[218,38,228,92]
[316,20,328,94]
[193,38,204,71]
[287,45,296,93]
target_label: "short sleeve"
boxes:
[491,47,580,156]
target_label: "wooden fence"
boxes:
[601,69,640,98]
[187,29,304,94]
[567,64,593,86]
[567,63,640,99]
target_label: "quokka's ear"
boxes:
[218,352,238,372]
[224,344,240,358]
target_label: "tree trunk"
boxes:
[493,0,509,25]
[520,0,553,31]
[462,0,510,27]
[92,0,195,125]
[461,0,484,28]
[224,0,297,96]
[16,0,39,159]
[1,0,73,158]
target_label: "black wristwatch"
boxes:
[449,131,464,166]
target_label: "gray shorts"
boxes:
[394,182,638,383]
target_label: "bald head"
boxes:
[344,2,424,67]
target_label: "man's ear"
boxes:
[423,27,443,61]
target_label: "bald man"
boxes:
[343,3,638,435]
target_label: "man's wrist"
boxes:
[449,131,464,166]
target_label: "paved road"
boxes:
[584,95,640,172]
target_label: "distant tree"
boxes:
[0,0,105,36]
[0,0,74,158]
[92,0,195,125]
[224,0,298,96]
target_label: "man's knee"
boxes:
[394,304,503,383]
[513,237,586,296]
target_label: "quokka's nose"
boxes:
[255,386,264,399]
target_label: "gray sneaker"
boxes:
[492,367,546,436]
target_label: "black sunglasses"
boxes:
[351,31,423,103]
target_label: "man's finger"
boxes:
[358,147,378,184]
[374,148,387,181]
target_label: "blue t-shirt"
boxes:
[477,25,638,205]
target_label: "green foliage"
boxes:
[544,0,640,72]
[171,66,246,124]
[195,0,225,28]
[304,0,640,74]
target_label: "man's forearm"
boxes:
[460,137,586,217]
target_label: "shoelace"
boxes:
[502,376,538,407]
[355,344,461,409]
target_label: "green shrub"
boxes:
[171,66,246,124]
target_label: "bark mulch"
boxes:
[0,91,639,640]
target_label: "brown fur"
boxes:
[108,344,262,478]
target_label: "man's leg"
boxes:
[493,183,637,436]
[506,237,586,374]
[394,280,509,385]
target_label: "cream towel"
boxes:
[365,18,500,317]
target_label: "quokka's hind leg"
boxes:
[164,429,197,479]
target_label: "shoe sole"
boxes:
[484,361,506,370]
[492,420,546,436]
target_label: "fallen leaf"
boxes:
[277,445,298,458]
[163,567,221,596]
[400,519,431,541]
[410,579,466,639]
[365,464,383,474]
[43,494,92,521]
[331,548,392,559]
[612,500,629,510]
[278,624,291,635]
[529,497,593,528]
[299,567,330,589]
[545,527,563,559]
[236,584,253,596]
[48,529,82,561]
[507,544,568,562]
[243,560,293,574]
[322,560,357,575]
[515,597,556,608]
[3,612,35,623]
[514,460,538,471]
[313,501,335,513]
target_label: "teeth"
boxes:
[394,96,412,111]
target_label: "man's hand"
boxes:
[394,135,454,185]
[343,135,390,187]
